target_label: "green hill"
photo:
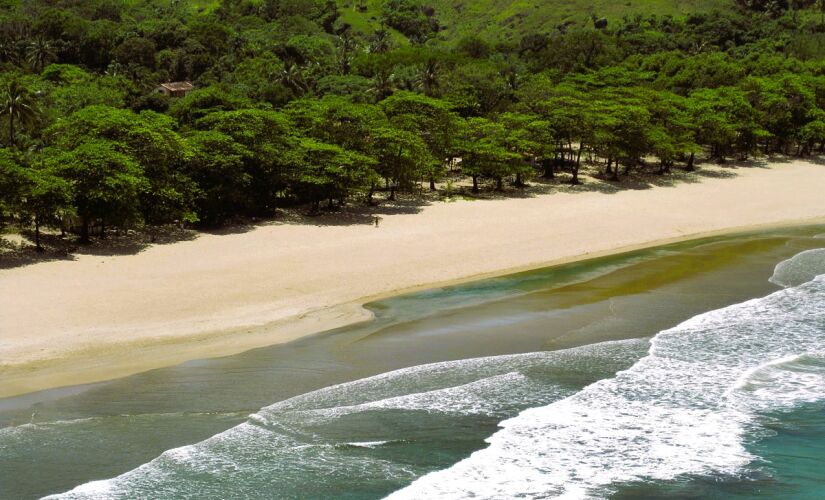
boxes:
[338,0,723,41]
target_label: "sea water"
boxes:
[391,249,825,499]
[1,227,824,499]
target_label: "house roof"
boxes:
[159,81,195,92]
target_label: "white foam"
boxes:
[728,353,825,412]
[769,248,825,287]
[344,441,391,448]
[50,339,645,499]
[390,273,825,499]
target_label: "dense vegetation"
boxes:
[1,0,824,249]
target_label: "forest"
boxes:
[1,0,824,248]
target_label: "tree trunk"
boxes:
[429,177,436,191]
[542,158,555,179]
[515,172,524,188]
[611,160,620,181]
[80,216,90,244]
[472,175,479,193]
[570,141,583,185]
[685,152,695,172]
[496,177,503,191]
[367,183,376,205]
[605,157,613,175]
[389,184,396,201]
[34,216,42,252]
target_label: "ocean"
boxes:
[1,226,823,499]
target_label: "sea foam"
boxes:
[48,340,644,499]
[390,270,825,498]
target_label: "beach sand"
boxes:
[1,160,824,397]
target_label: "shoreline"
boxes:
[2,160,825,398]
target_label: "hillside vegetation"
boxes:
[338,0,724,41]
[1,0,824,252]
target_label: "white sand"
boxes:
[1,160,824,397]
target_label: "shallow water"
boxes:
[1,225,824,499]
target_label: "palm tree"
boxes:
[336,32,357,74]
[417,60,440,97]
[369,29,391,54]
[0,40,19,64]
[1,80,39,147]
[278,63,308,95]
[26,38,57,72]
[369,68,395,101]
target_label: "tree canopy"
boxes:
[1,0,824,246]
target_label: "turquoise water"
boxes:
[1,227,824,499]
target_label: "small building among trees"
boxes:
[156,81,195,98]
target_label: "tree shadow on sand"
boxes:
[274,197,430,227]
[0,226,199,270]
[3,155,815,270]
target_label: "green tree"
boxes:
[380,91,458,190]
[26,38,57,72]
[45,140,149,243]
[292,138,377,212]
[46,106,196,228]
[184,130,253,225]
[370,125,432,201]
[0,148,27,221]
[1,80,39,148]
[195,108,301,214]
[20,166,72,251]
[459,117,520,193]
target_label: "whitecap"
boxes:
[50,339,645,499]
[769,248,825,287]
[390,274,825,499]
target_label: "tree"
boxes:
[380,92,458,190]
[292,138,377,212]
[20,166,72,251]
[458,117,520,193]
[169,85,253,126]
[45,140,149,243]
[46,106,197,229]
[0,148,27,222]
[370,125,432,201]
[1,80,39,147]
[195,109,301,214]
[184,130,253,225]
[688,87,767,161]
[741,74,817,154]
[287,96,386,154]
[537,87,592,184]
[443,61,513,116]
[497,112,551,187]
[26,38,57,72]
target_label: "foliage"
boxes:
[0,0,824,245]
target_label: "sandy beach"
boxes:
[1,160,824,397]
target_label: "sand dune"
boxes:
[1,160,824,397]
